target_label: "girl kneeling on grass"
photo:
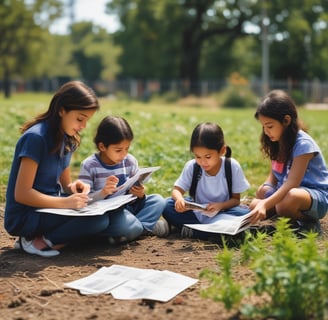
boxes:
[162,122,250,240]
[249,90,328,234]
[5,81,110,257]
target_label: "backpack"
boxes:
[189,157,232,200]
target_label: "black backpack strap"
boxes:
[224,157,232,198]
[189,162,201,200]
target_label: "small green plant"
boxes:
[200,219,328,319]
[200,240,245,310]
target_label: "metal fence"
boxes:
[95,79,328,103]
[6,78,328,104]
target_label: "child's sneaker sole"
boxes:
[152,219,170,237]
[181,226,194,238]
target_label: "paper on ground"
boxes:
[184,211,253,235]
[110,269,198,302]
[64,266,127,295]
[37,194,137,216]
[64,264,198,302]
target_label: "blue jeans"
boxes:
[163,197,250,240]
[38,214,110,245]
[163,197,200,228]
[103,194,165,241]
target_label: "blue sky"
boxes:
[50,0,119,34]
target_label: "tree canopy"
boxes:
[0,0,121,98]
[1,0,328,97]
[0,0,63,97]
[108,0,328,88]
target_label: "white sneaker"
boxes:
[20,237,60,257]
[152,219,170,238]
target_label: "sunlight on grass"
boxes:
[1,93,328,203]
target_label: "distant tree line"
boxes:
[1,0,328,98]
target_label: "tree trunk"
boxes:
[3,67,11,98]
[180,29,201,96]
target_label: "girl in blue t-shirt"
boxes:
[249,90,328,234]
[162,122,250,240]
[5,81,110,257]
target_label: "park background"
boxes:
[1,0,328,103]
[1,0,328,199]
[1,2,328,319]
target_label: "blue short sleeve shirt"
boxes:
[273,130,328,192]
[5,121,72,235]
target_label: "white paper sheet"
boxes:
[114,166,160,196]
[110,269,198,302]
[184,211,253,235]
[37,194,137,216]
[64,264,198,302]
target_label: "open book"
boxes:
[37,194,137,216]
[114,166,161,197]
[36,166,160,216]
[184,211,253,235]
[184,200,207,211]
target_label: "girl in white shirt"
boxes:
[162,122,250,240]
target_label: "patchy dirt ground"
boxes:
[1,206,328,320]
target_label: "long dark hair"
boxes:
[190,122,231,157]
[255,90,301,163]
[21,81,99,154]
[94,115,134,149]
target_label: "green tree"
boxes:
[267,0,328,81]
[177,0,255,89]
[108,0,328,92]
[108,0,259,93]
[31,33,79,81]
[200,35,261,80]
[108,1,166,79]
[0,0,62,98]
[70,22,122,83]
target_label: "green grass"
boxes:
[1,93,328,203]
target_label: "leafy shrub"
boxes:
[218,73,258,108]
[221,86,258,108]
[200,219,328,319]
[291,89,307,106]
